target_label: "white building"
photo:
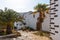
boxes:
[21,11,39,30]
[14,21,25,30]
[42,13,50,32]
[14,11,50,31]
[50,0,60,40]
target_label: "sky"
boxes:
[0,0,49,12]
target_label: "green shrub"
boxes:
[0,31,6,35]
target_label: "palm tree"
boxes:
[34,4,49,30]
[0,8,23,34]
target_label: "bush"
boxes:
[0,31,4,35]
[0,29,6,35]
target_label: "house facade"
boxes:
[14,11,50,31]
[42,13,50,31]
[14,21,25,30]
[50,0,60,40]
[20,11,39,30]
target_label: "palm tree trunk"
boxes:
[6,23,12,34]
[36,21,42,30]
[36,12,44,31]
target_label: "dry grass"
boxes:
[33,31,50,37]
[13,30,21,36]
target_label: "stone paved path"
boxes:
[0,30,50,40]
[13,30,50,40]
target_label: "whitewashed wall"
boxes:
[21,12,50,31]
[15,11,50,31]
[42,13,50,31]
[14,21,24,30]
[23,12,39,30]
[50,0,60,40]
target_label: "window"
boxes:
[50,32,55,35]
[50,13,56,15]
[55,31,58,33]
[54,4,58,7]
[54,0,58,1]
[23,23,26,25]
[33,15,35,18]
[54,25,59,27]
[50,22,54,24]
[50,27,55,29]
[50,8,56,10]
[54,15,58,17]
[50,18,54,20]
[50,3,55,5]
[16,24,18,26]
[54,10,58,11]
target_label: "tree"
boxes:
[34,4,49,30]
[0,8,23,34]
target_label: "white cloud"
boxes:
[4,0,34,12]
[0,0,49,12]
